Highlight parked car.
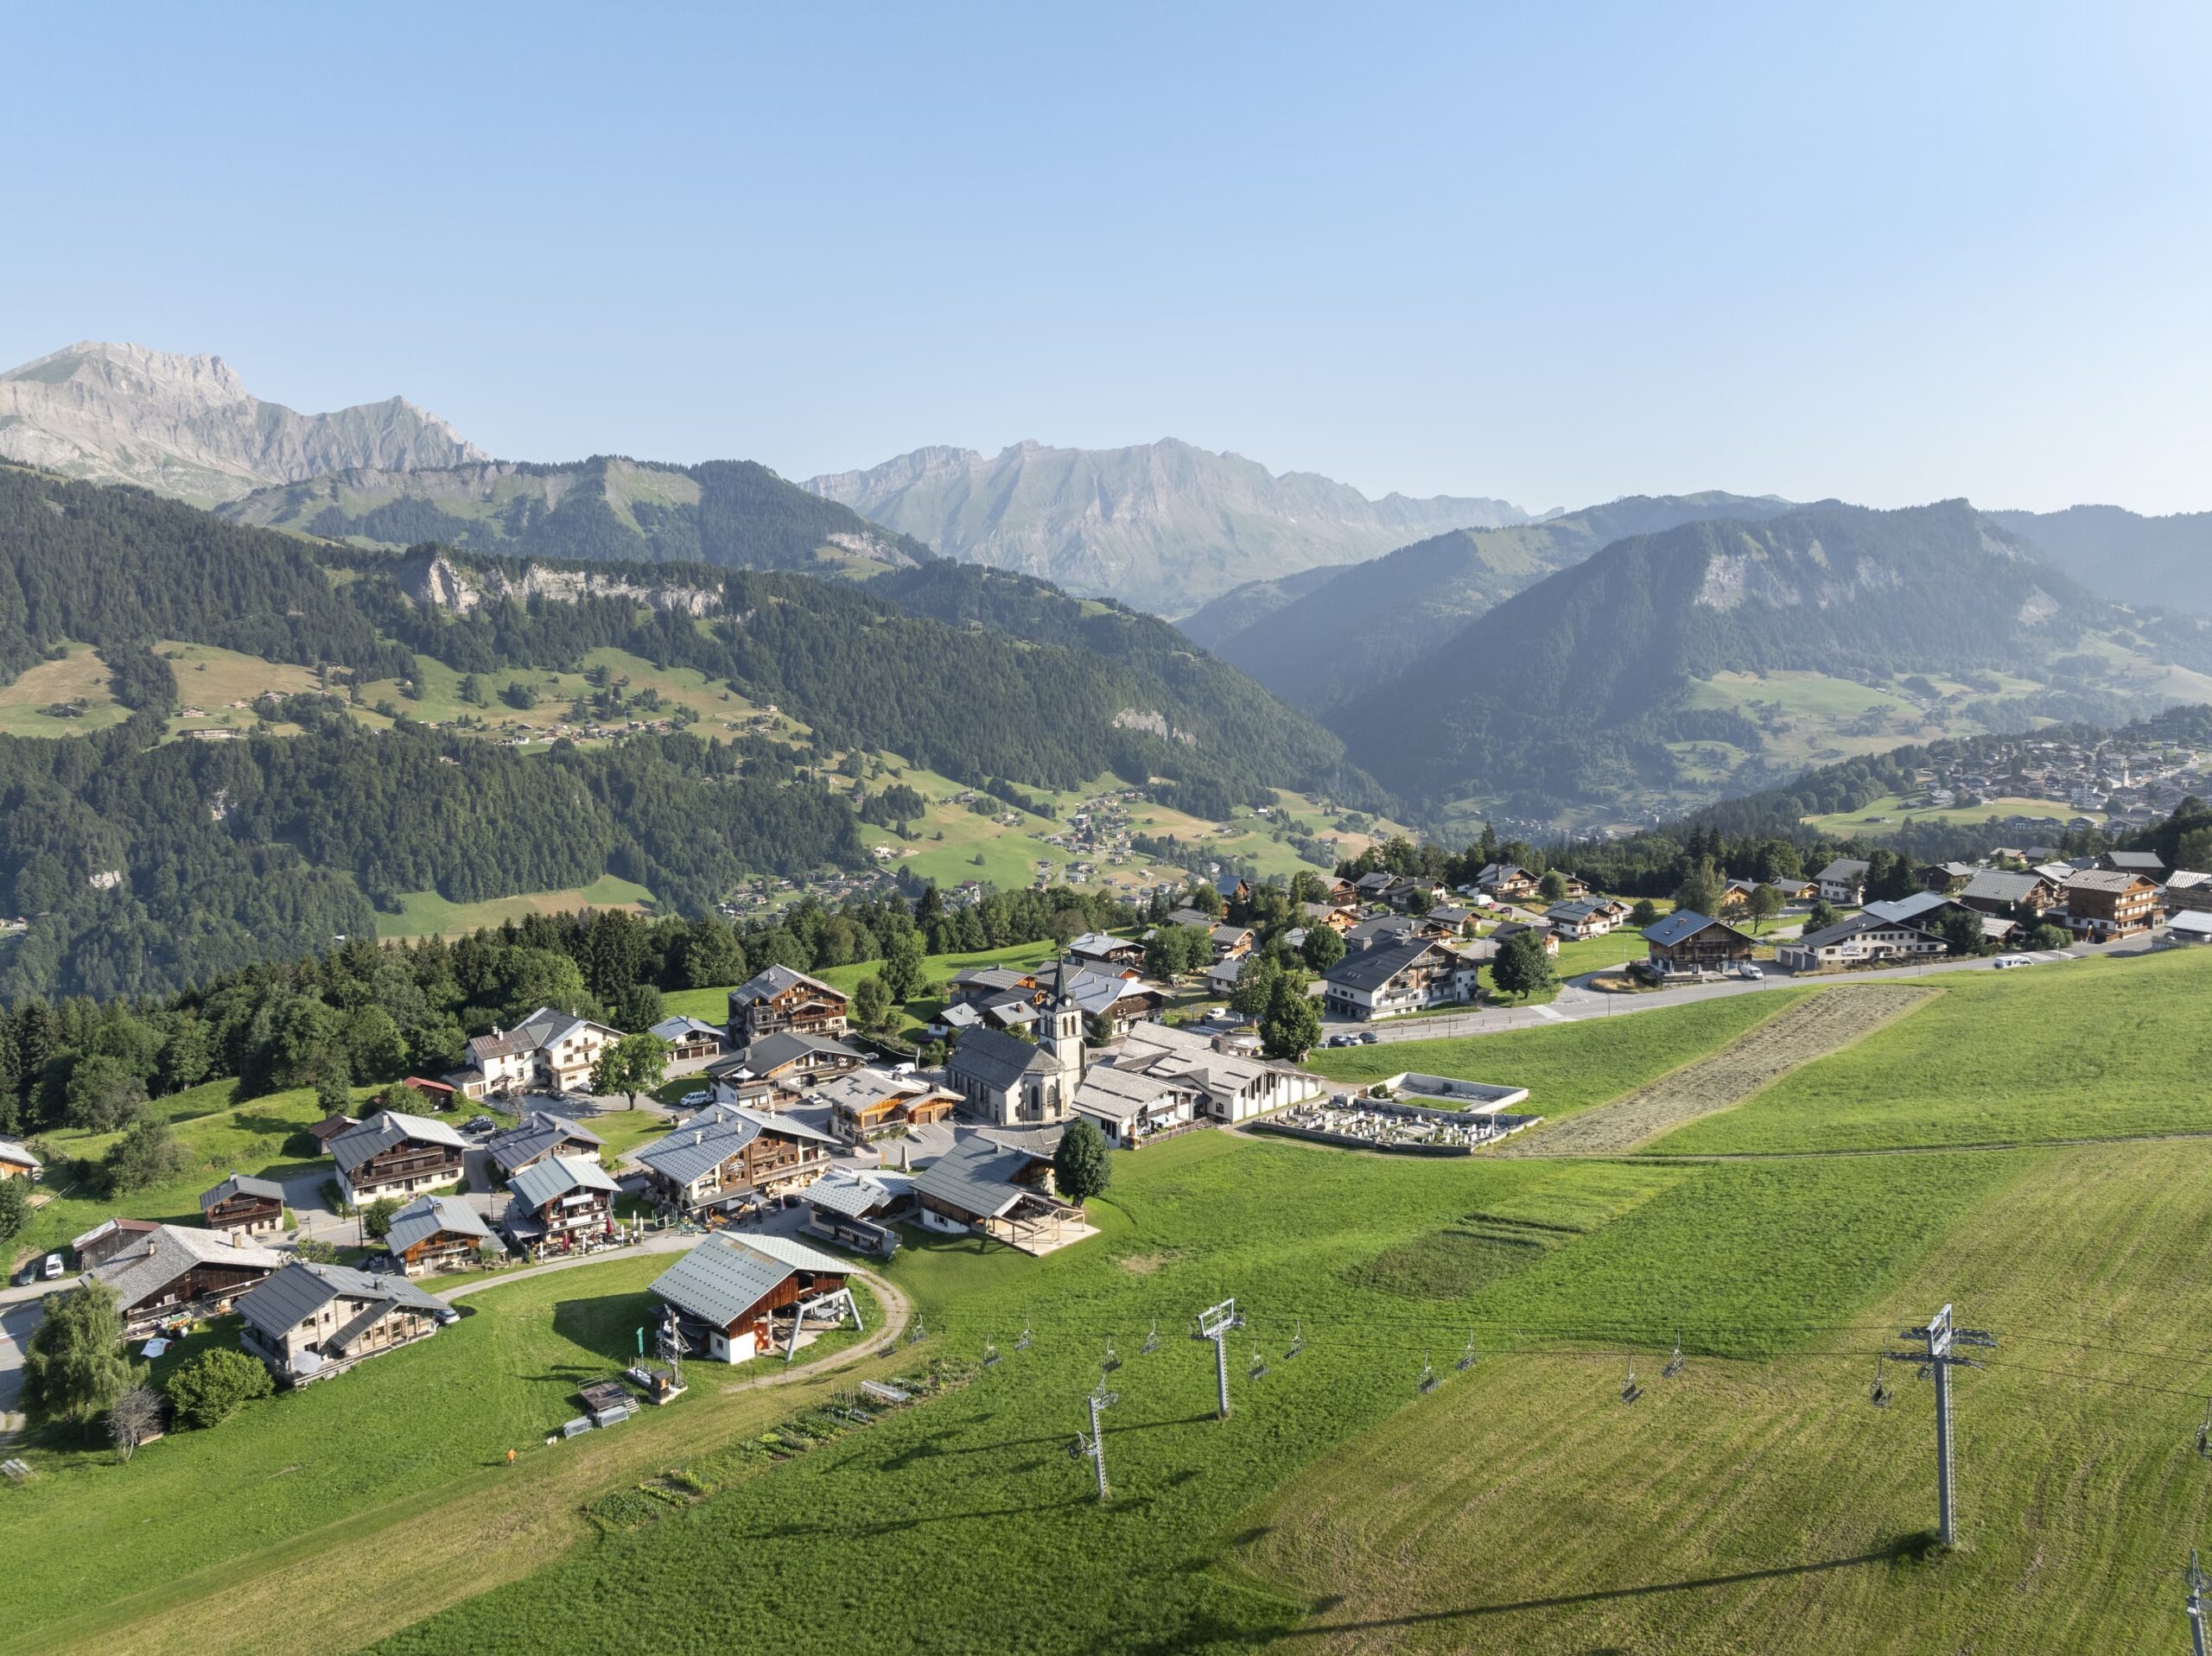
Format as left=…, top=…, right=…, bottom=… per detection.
left=462, top=1114, right=499, bottom=1133
left=41, top=1253, right=64, bottom=1279
left=1357, top=1031, right=1381, bottom=1045
left=1992, top=954, right=2035, bottom=970
left=680, top=1089, right=712, bottom=1107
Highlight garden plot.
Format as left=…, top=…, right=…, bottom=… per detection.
left=1499, top=985, right=1934, bottom=1157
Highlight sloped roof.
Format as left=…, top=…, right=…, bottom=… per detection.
left=1962, top=870, right=2050, bottom=904
left=1863, top=891, right=1955, bottom=925
left=385, top=1194, right=493, bottom=1253
left=651, top=1232, right=848, bottom=1329
left=2066, top=868, right=2153, bottom=894
left=200, top=1171, right=283, bottom=1211
left=237, top=1259, right=448, bottom=1339
left=1642, top=910, right=1745, bottom=949
left=740, top=1031, right=863, bottom=1075
left=650, top=1016, right=724, bottom=1044
left=1325, top=937, right=1444, bottom=993
left=89, top=1224, right=282, bottom=1310
left=486, top=1109, right=605, bottom=1170
left=1071, top=1065, right=1188, bottom=1121
left=508, top=1153, right=621, bottom=1211
left=804, top=1167, right=914, bottom=1217
left=330, top=1110, right=466, bottom=1175
left=910, top=1137, right=1038, bottom=1220
left=0, top=1138, right=42, bottom=1171
left=1816, top=859, right=1872, bottom=883
left=948, top=1025, right=1058, bottom=1092
left=729, top=964, right=846, bottom=1006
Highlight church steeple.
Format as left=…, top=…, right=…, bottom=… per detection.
left=1045, top=955, right=1085, bottom=1081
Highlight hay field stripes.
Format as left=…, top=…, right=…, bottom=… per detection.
left=1499, top=985, right=1936, bottom=1158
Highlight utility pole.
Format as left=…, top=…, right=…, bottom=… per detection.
left=2189, top=1550, right=2209, bottom=1656
left=1885, top=1304, right=1995, bottom=1546
left=1071, top=1379, right=1120, bottom=1501
left=1195, top=1298, right=1242, bottom=1418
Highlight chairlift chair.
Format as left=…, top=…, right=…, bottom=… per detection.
left=1662, top=1332, right=1685, bottom=1380
left=1141, top=1318, right=1160, bottom=1355
left=2196, top=1396, right=2212, bottom=1459
left=1285, top=1318, right=1305, bottom=1361
left=1014, top=1317, right=1033, bottom=1352
left=1418, top=1353, right=1440, bottom=1395
left=982, top=1340, right=1001, bottom=1369
left=1620, top=1359, right=1643, bottom=1405
left=1456, top=1332, right=1478, bottom=1374
left=1249, top=1342, right=1269, bottom=1382
left=1869, top=1355, right=1893, bottom=1409
left=906, top=1312, right=927, bottom=1347
left=1103, top=1338, right=1122, bottom=1374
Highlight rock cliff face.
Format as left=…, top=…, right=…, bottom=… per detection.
left=803, top=437, right=1529, bottom=617
left=397, top=549, right=720, bottom=617
left=0, top=341, right=485, bottom=503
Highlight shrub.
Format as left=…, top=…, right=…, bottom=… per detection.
left=165, top=1348, right=274, bottom=1429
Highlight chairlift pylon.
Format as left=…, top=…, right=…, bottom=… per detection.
left=1141, top=1318, right=1160, bottom=1356
left=1620, top=1358, right=1643, bottom=1405
left=1284, top=1317, right=1305, bottom=1361
left=1662, top=1331, right=1685, bottom=1380
left=1456, top=1332, right=1478, bottom=1373
left=1418, top=1352, right=1440, bottom=1395
left=1869, top=1354, right=1893, bottom=1409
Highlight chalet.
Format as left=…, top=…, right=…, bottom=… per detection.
left=1323, top=938, right=1467, bottom=1021
left=86, top=1223, right=283, bottom=1336
left=2057, top=870, right=2161, bottom=942
left=1301, top=898, right=1360, bottom=934
left=1960, top=869, right=2058, bottom=917
left=814, top=1069, right=958, bottom=1143
left=2167, top=911, right=2212, bottom=945
left=1162, top=905, right=1216, bottom=930
left=1353, top=869, right=1398, bottom=901
left=1344, top=912, right=1429, bottom=951
left=1209, top=924, right=1255, bottom=961
left=1815, top=859, right=1872, bottom=904
left=0, top=1139, right=41, bottom=1181
left=329, top=1111, right=468, bottom=1206
left=1641, top=911, right=1754, bottom=976
left=1066, top=931, right=1146, bottom=968
left=1917, top=861, right=1979, bottom=894
left=948, top=965, right=1040, bottom=1006
left=715, top=1031, right=867, bottom=1089
left=1059, top=965, right=1167, bottom=1036
left=1069, top=1064, right=1202, bottom=1148
left=803, top=1168, right=914, bottom=1254
left=910, top=1136, right=1082, bottom=1247
left=635, top=1103, right=839, bottom=1215
left=400, top=1075, right=458, bottom=1111
left=1777, top=913, right=1947, bottom=974
left=1205, top=955, right=1246, bottom=999
left=200, top=1172, right=285, bottom=1245
left=1490, top=918, right=1560, bottom=956
left=237, top=1261, right=454, bottom=1385
left=651, top=1232, right=859, bottom=1365
left=1215, top=874, right=1252, bottom=905
left=1545, top=899, right=1617, bottom=941
left=306, top=1112, right=360, bottom=1149
left=1475, top=863, right=1542, bottom=903
left=948, top=966, right=1087, bottom=1126
left=1111, top=1022, right=1324, bottom=1123
left=726, top=965, right=849, bottom=1046
left=928, top=999, right=986, bottom=1038
left=451, top=1006, right=624, bottom=1101
left=1765, top=876, right=1816, bottom=902
left=71, top=1215, right=159, bottom=1268
left=2162, top=871, right=2212, bottom=916
left=2098, top=849, right=2167, bottom=880
left=485, top=1109, right=607, bottom=1179
left=648, top=1015, right=725, bottom=1063
left=385, top=1195, right=497, bottom=1276
left=505, top=1154, right=620, bottom=1253
left=1717, top=879, right=1762, bottom=916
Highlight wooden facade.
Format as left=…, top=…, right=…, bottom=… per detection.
left=202, top=1190, right=283, bottom=1244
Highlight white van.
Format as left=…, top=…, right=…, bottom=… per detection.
left=1992, top=954, right=2034, bottom=970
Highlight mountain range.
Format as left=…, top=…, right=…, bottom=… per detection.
left=0, top=341, right=484, bottom=504
left=1987, top=504, right=2212, bottom=616
left=800, top=439, right=1530, bottom=616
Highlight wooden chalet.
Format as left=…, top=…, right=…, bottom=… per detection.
left=725, top=964, right=849, bottom=1046
left=2058, top=870, right=2161, bottom=941
left=634, top=1103, right=839, bottom=1215
left=329, top=1111, right=468, bottom=1205
left=1322, top=937, right=1470, bottom=1021
left=237, top=1261, right=455, bottom=1385
left=802, top=1168, right=914, bottom=1256
left=400, top=1075, right=458, bottom=1111
left=504, top=1154, right=620, bottom=1253
left=71, top=1215, right=159, bottom=1269
left=485, top=1109, right=607, bottom=1179
left=649, top=1015, right=726, bottom=1062
left=911, top=1136, right=1085, bottom=1250
left=1066, top=931, right=1146, bottom=968
left=385, top=1194, right=498, bottom=1276
left=200, top=1171, right=285, bottom=1244
left=651, top=1233, right=859, bottom=1364
left=814, top=1069, right=959, bottom=1144
left=1641, top=910, right=1754, bottom=975
left=712, top=1031, right=867, bottom=1090
left=0, top=1138, right=41, bottom=1181
left=1475, top=863, right=1543, bottom=903
left=86, top=1223, right=283, bottom=1335
left=306, top=1112, right=360, bottom=1149
left=1959, top=869, right=2058, bottom=917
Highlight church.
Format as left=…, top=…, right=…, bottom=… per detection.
left=944, top=959, right=1086, bottom=1126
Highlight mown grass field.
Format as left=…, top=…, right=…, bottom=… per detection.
left=0, top=643, right=133, bottom=737
left=372, top=873, right=658, bottom=939
left=1308, top=987, right=1814, bottom=1120
left=1656, top=948, right=2212, bottom=1154
left=1799, top=790, right=2096, bottom=839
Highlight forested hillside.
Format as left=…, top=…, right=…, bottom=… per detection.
left=1201, top=492, right=1802, bottom=711
left=1329, top=499, right=2173, bottom=813
left=219, top=454, right=938, bottom=576
left=1991, top=503, right=2212, bottom=614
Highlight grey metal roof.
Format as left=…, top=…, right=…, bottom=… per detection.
left=947, top=1026, right=1056, bottom=1092
left=237, top=1259, right=448, bottom=1339
left=1816, top=858, right=1872, bottom=883
left=649, top=1016, right=723, bottom=1043
left=385, top=1195, right=493, bottom=1253
left=729, top=964, right=846, bottom=1006
left=88, top=1224, right=283, bottom=1311
left=1962, top=870, right=2049, bottom=904
left=637, top=1104, right=834, bottom=1188
left=910, top=1137, right=1039, bottom=1220
left=650, top=1233, right=846, bottom=1329
left=804, top=1168, right=913, bottom=1218
left=508, top=1153, right=620, bottom=1211
left=1325, top=937, right=1444, bottom=993
left=329, top=1110, right=467, bottom=1175
left=1864, top=891, right=1954, bottom=924
left=200, top=1171, right=283, bottom=1211
left=2067, top=868, right=2152, bottom=893
left=740, top=1031, right=863, bottom=1075
left=2104, top=851, right=2165, bottom=872
left=1642, top=910, right=1743, bottom=949
left=486, top=1110, right=605, bottom=1171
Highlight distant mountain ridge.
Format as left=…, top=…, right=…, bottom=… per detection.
left=801, top=437, right=1530, bottom=616
left=219, top=455, right=934, bottom=579
left=1192, top=492, right=1802, bottom=712
left=1989, top=504, right=2212, bottom=614
left=1326, top=498, right=2196, bottom=815
left=0, top=341, right=484, bottom=504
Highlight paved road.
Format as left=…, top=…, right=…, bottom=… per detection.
left=1323, top=936, right=2160, bottom=1047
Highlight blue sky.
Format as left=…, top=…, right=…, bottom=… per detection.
left=3, top=3, right=2206, bottom=513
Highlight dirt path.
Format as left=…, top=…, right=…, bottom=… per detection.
left=1498, top=985, right=1936, bottom=1158
left=33, top=1267, right=913, bottom=1656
